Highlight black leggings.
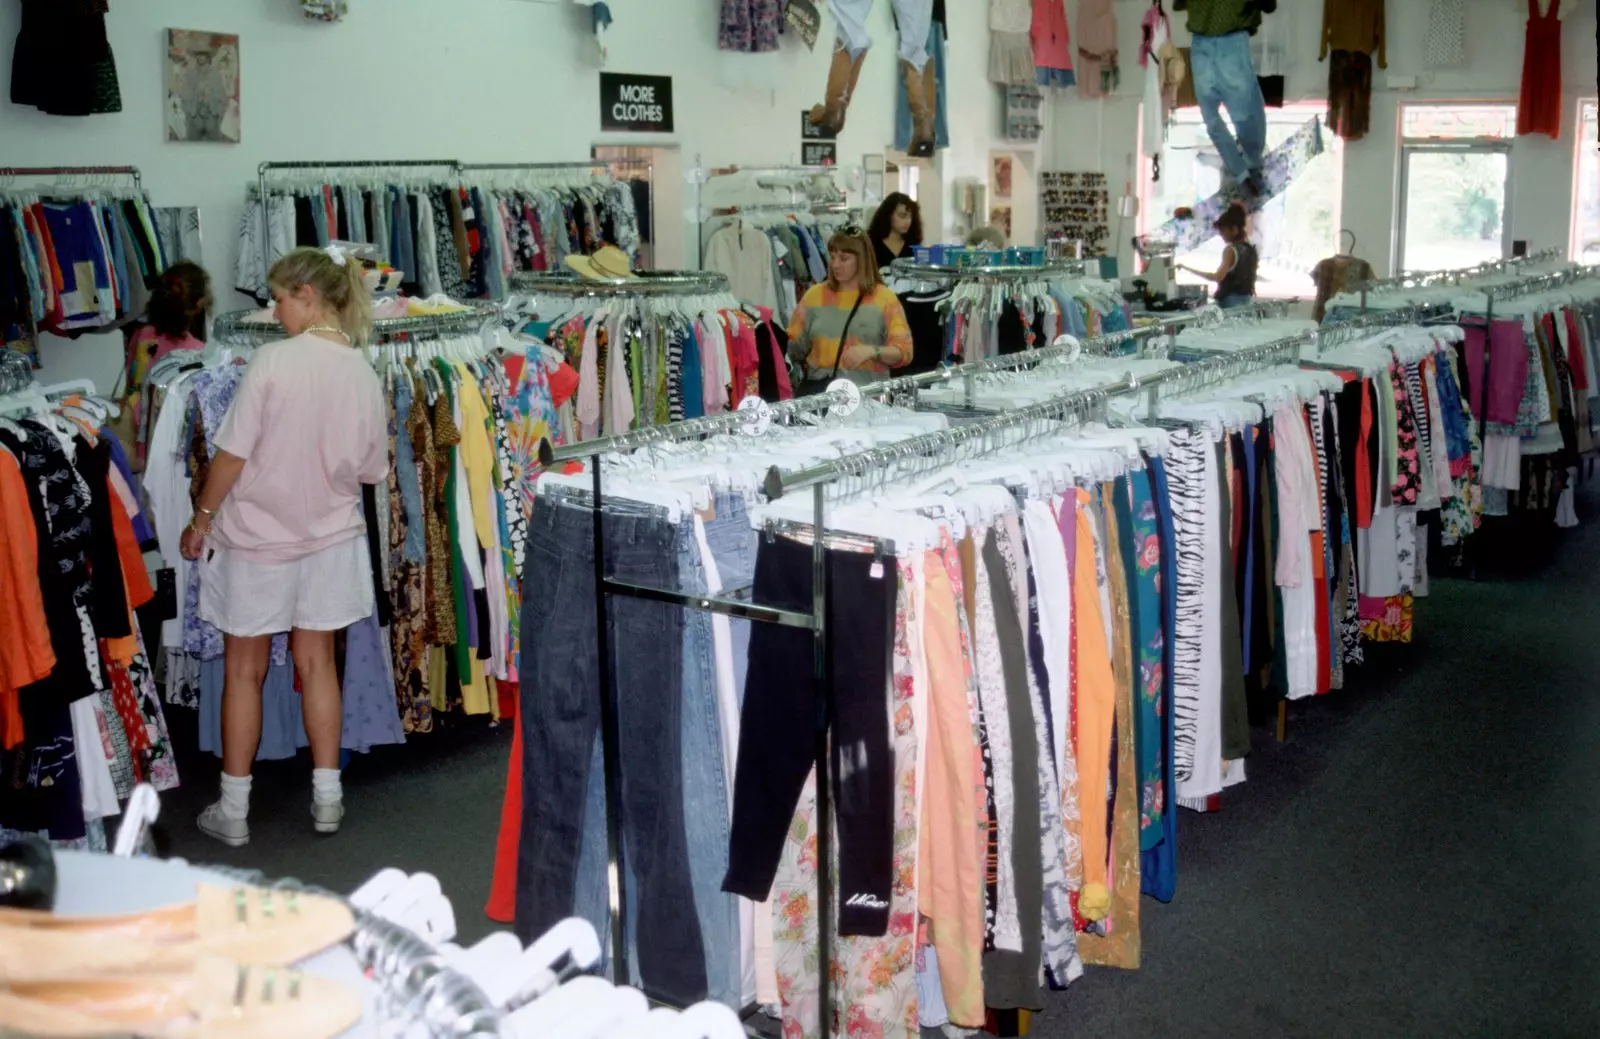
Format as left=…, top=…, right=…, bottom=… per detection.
left=721, top=537, right=897, bottom=937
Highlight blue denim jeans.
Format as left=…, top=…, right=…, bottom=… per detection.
left=675, top=517, right=738, bottom=1008
left=1189, top=31, right=1266, bottom=182
left=1218, top=293, right=1254, bottom=309
left=516, top=497, right=708, bottom=1005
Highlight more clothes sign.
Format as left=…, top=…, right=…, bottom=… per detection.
left=600, top=73, right=674, bottom=133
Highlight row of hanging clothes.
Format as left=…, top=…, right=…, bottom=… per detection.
left=490, top=306, right=1476, bottom=1037
left=507, top=271, right=796, bottom=445
left=1331, top=261, right=1600, bottom=534
left=140, top=307, right=556, bottom=760
left=885, top=258, right=1133, bottom=368
left=697, top=166, right=855, bottom=325
left=234, top=167, right=643, bottom=304
left=0, top=378, right=179, bottom=852
left=0, top=170, right=198, bottom=355
left=1171, top=307, right=1483, bottom=644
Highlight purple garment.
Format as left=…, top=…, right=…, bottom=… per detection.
left=102, top=428, right=155, bottom=544
left=1057, top=492, right=1078, bottom=584
left=1463, top=319, right=1530, bottom=427
left=341, top=611, right=407, bottom=753
left=718, top=0, right=783, bottom=52
left=198, top=658, right=306, bottom=761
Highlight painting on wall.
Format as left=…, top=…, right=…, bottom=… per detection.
left=991, top=155, right=1014, bottom=200
left=989, top=205, right=1013, bottom=242
left=165, top=29, right=241, bottom=143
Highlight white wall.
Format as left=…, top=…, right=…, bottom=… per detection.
left=2, top=0, right=1057, bottom=390
left=1045, top=0, right=1599, bottom=279
left=0, top=0, right=1034, bottom=298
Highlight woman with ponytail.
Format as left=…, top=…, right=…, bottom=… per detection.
left=180, top=246, right=386, bottom=846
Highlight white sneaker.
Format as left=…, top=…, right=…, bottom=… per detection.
left=312, top=800, right=344, bottom=835
left=196, top=802, right=250, bottom=847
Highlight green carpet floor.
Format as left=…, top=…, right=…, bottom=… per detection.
left=157, top=491, right=1600, bottom=1037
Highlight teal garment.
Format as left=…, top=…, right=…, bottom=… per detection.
left=1116, top=472, right=1166, bottom=853
left=681, top=319, right=705, bottom=420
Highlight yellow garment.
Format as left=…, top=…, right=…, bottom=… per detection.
left=1077, top=485, right=1143, bottom=969
left=1072, top=490, right=1116, bottom=916
left=918, top=548, right=986, bottom=1027
left=453, top=364, right=496, bottom=550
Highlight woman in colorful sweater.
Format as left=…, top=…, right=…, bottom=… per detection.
left=786, top=227, right=913, bottom=392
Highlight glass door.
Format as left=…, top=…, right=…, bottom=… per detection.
left=1398, top=145, right=1512, bottom=272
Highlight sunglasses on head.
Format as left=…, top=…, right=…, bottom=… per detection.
left=838, top=224, right=865, bottom=237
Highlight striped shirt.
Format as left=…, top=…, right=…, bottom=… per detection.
left=785, top=282, right=914, bottom=381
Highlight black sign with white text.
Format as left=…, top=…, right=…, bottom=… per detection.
left=600, top=73, right=674, bottom=133
left=803, top=141, right=838, bottom=167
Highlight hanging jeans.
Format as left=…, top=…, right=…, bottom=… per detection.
left=1189, top=30, right=1266, bottom=183
left=722, top=535, right=897, bottom=937
left=895, top=15, right=949, bottom=151
left=516, top=497, right=708, bottom=1006
left=829, top=0, right=933, bottom=68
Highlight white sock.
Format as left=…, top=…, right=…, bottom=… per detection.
left=219, top=772, right=251, bottom=820
left=312, top=768, right=343, bottom=807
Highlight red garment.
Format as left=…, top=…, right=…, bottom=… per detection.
left=1032, top=0, right=1073, bottom=73
left=1355, top=378, right=1374, bottom=528
left=547, top=361, right=579, bottom=408
left=1516, top=0, right=1561, bottom=139
left=485, top=704, right=523, bottom=924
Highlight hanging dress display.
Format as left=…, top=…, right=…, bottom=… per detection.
left=1516, top=0, right=1562, bottom=139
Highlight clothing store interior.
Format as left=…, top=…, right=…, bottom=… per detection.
left=1, top=0, right=1597, bottom=1036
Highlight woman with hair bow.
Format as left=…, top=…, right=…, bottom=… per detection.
left=180, top=245, right=388, bottom=847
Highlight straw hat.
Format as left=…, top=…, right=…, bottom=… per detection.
left=563, top=245, right=637, bottom=281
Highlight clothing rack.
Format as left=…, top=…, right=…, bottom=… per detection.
left=254, top=159, right=463, bottom=281
left=211, top=304, right=501, bottom=344
left=888, top=257, right=1096, bottom=281
left=510, top=269, right=730, bottom=298
left=542, top=402, right=877, bottom=1032
left=695, top=163, right=846, bottom=265
left=1357, top=248, right=1566, bottom=309
left=0, top=165, right=143, bottom=190
left=766, top=331, right=1313, bottom=497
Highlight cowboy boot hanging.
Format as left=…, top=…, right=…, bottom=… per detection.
left=809, top=0, right=937, bottom=154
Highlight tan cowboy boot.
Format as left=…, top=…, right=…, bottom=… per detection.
left=904, top=58, right=937, bottom=157
left=809, top=42, right=867, bottom=135
left=0, top=957, right=362, bottom=1039
left=0, top=883, right=355, bottom=983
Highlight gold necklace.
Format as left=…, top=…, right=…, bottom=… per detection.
left=304, top=324, right=350, bottom=342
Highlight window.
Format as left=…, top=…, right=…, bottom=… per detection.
left=1397, top=102, right=1516, bottom=273
left=1573, top=101, right=1599, bottom=262
left=1138, top=104, right=1344, bottom=299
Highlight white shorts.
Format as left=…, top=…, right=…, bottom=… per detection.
left=198, top=536, right=376, bottom=637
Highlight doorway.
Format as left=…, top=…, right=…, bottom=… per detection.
left=591, top=144, right=681, bottom=270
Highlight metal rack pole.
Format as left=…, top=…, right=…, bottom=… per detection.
left=0, top=165, right=142, bottom=190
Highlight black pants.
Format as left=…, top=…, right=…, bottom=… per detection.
left=722, top=537, right=897, bottom=937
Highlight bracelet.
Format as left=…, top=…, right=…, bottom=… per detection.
left=195, top=504, right=215, bottom=517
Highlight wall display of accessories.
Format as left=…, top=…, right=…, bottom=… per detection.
left=1041, top=170, right=1110, bottom=256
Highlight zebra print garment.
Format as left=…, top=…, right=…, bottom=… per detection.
left=666, top=321, right=686, bottom=422
left=1165, top=428, right=1212, bottom=787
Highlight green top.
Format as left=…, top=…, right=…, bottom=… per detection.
left=1173, top=0, right=1263, bottom=37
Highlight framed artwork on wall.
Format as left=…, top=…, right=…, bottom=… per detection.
left=992, top=154, right=1014, bottom=200
left=165, top=29, right=241, bottom=143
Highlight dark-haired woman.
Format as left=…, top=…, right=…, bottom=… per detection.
left=868, top=191, right=924, bottom=271
left=1180, top=201, right=1258, bottom=309
left=124, top=260, right=211, bottom=460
